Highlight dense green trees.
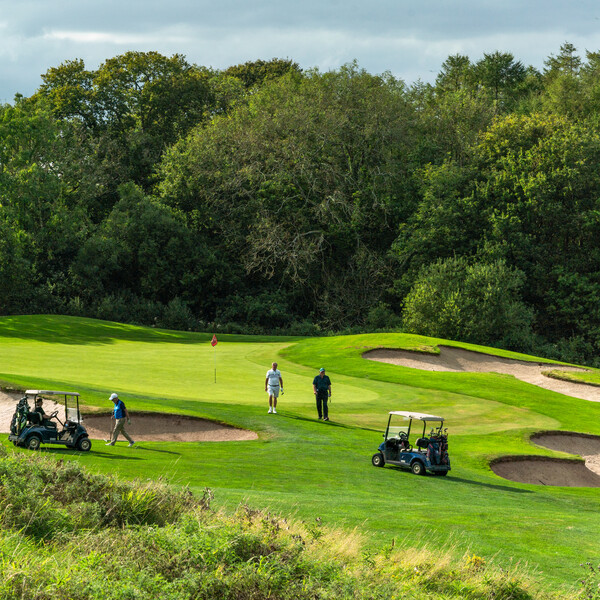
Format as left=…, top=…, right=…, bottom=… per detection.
left=158, top=64, right=417, bottom=328
left=4, top=45, right=600, bottom=363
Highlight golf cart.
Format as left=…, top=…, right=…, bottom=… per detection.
left=9, top=390, right=92, bottom=451
left=372, top=411, right=450, bottom=476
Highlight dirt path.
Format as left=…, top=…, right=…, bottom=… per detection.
left=0, top=391, right=257, bottom=442
left=364, top=346, right=599, bottom=402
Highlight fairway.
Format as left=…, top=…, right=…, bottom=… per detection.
left=1, top=315, right=599, bottom=590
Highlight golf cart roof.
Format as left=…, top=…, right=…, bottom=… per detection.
left=25, top=390, right=80, bottom=397
left=389, top=411, right=444, bottom=422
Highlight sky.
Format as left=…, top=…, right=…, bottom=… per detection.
left=1, top=0, right=600, bottom=103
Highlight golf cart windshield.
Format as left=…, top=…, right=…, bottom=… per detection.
left=387, top=424, right=410, bottom=438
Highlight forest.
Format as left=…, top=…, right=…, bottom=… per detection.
left=2, top=43, right=600, bottom=365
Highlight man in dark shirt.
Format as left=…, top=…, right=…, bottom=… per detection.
left=33, top=398, right=56, bottom=427
left=312, top=367, right=332, bottom=421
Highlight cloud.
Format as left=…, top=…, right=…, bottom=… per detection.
left=42, top=31, right=153, bottom=44
left=2, top=0, right=600, bottom=101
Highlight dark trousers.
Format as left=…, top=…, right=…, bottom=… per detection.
left=316, top=391, right=329, bottom=419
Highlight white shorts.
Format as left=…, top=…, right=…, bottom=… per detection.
left=267, top=385, right=280, bottom=398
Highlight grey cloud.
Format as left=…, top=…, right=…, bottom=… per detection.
left=7, top=0, right=600, bottom=38
left=2, top=0, right=600, bottom=100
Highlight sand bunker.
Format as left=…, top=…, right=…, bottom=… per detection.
left=490, top=455, right=600, bottom=487
left=364, top=346, right=599, bottom=402
left=82, top=413, right=257, bottom=442
left=532, top=431, right=600, bottom=456
left=0, top=391, right=257, bottom=442
left=490, top=432, right=600, bottom=487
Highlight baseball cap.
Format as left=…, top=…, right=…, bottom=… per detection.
left=319, top=367, right=325, bottom=372
left=109, top=393, right=119, bottom=401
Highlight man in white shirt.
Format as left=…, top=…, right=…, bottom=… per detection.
left=265, top=362, right=284, bottom=414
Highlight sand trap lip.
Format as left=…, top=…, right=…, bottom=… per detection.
left=490, top=455, right=600, bottom=487
left=0, top=390, right=257, bottom=442
left=363, top=346, right=599, bottom=402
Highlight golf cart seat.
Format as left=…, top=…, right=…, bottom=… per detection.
left=416, top=437, right=429, bottom=450
left=26, top=411, right=57, bottom=428
left=27, top=412, right=42, bottom=425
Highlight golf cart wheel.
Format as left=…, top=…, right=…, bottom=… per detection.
left=26, top=435, right=41, bottom=451
left=372, top=452, right=385, bottom=467
left=76, top=437, right=92, bottom=452
left=410, top=460, right=426, bottom=476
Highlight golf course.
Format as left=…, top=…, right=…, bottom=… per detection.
left=1, top=314, right=600, bottom=593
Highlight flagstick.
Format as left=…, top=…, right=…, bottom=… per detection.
left=211, top=334, right=218, bottom=382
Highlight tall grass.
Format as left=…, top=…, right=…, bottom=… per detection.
left=0, top=448, right=575, bottom=599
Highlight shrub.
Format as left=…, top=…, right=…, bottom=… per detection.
left=403, top=257, right=535, bottom=350
left=156, top=297, right=197, bottom=331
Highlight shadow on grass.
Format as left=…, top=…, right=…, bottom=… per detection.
left=281, top=412, right=375, bottom=432
left=0, top=315, right=302, bottom=346
left=126, top=446, right=181, bottom=455
left=0, top=315, right=200, bottom=346
left=380, top=465, right=532, bottom=493
left=38, top=447, right=143, bottom=460
left=34, top=443, right=180, bottom=457
left=437, top=475, right=533, bottom=494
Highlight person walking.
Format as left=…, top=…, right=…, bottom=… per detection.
left=313, top=367, right=332, bottom=421
left=265, top=362, right=283, bottom=414
left=106, top=393, right=135, bottom=447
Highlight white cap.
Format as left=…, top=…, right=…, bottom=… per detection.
left=109, top=393, right=119, bottom=401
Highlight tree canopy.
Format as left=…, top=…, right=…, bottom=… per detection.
left=4, top=45, right=600, bottom=363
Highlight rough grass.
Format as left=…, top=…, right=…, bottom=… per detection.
left=0, top=448, right=572, bottom=599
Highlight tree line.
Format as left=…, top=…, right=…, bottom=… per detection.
left=2, top=44, right=600, bottom=365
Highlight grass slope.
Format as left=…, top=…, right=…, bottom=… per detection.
left=0, top=316, right=598, bottom=591
left=0, top=450, right=552, bottom=600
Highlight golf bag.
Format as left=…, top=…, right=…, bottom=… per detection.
left=426, top=434, right=449, bottom=466
left=10, top=397, right=30, bottom=436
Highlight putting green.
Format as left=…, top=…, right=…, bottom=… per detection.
left=0, top=315, right=598, bottom=590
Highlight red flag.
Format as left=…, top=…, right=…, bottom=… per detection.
left=211, top=334, right=218, bottom=347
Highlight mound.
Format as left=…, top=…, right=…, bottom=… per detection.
left=363, top=346, right=598, bottom=402
left=0, top=391, right=257, bottom=442
left=490, top=455, right=600, bottom=487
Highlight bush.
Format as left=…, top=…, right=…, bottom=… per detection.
left=0, top=453, right=197, bottom=540
left=216, top=290, right=296, bottom=331
left=403, top=257, right=535, bottom=350
left=156, top=297, right=198, bottom=331
left=365, top=302, right=402, bottom=331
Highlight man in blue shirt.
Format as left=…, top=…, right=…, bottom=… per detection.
left=312, top=368, right=332, bottom=421
left=106, top=393, right=135, bottom=447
